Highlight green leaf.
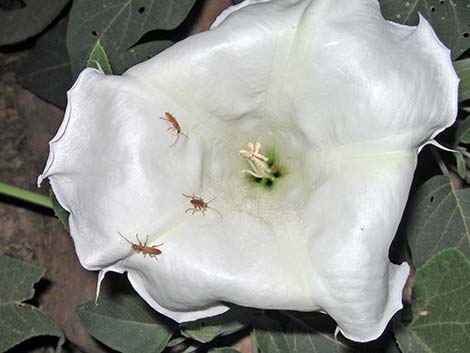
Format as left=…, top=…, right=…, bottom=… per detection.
left=455, top=59, right=470, bottom=102
left=0, top=0, right=69, bottom=46
left=0, top=254, right=43, bottom=303
left=51, top=190, right=70, bottom=232
left=180, top=307, right=255, bottom=343
left=209, top=349, right=241, bottom=353
left=455, top=114, right=470, bottom=143
left=255, top=313, right=399, bottom=353
left=454, top=151, right=466, bottom=179
left=0, top=254, right=64, bottom=352
left=254, top=317, right=291, bottom=353
left=286, top=312, right=402, bottom=353
left=379, top=0, right=470, bottom=59
left=406, top=175, right=470, bottom=267
left=394, top=249, right=470, bottom=353
left=17, top=15, right=72, bottom=110
left=167, top=337, right=186, bottom=347
left=76, top=294, right=173, bottom=353
left=87, top=40, right=113, bottom=74
left=182, top=344, right=200, bottom=353
left=67, top=0, right=196, bottom=77
left=285, top=320, right=357, bottom=353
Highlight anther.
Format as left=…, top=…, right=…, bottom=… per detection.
left=239, top=142, right=273, bottom=179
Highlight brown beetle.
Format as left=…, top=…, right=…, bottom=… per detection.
left=117, top=232, right=163, bottom=260
left=160, top=112, right=188, bottom=147
left=183, top=193, right=222, bottom=217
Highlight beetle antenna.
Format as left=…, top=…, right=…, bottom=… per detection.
left=117, top=232, right=133, bottom=244
left=206, top=196, right=217, bottom=204
left=208, top=206, right=223, bottom=218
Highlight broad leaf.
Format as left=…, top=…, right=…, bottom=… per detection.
left=67, top=0, right=196, bottom=77
left=87, top=40, right=113, bottom=74
left=76, top=293, right=173, bottom=353
left=285, top=320, right=357, bottom=353
left=254, top=317, right=291, bottom=353
left=454, top=59, right=470, bottom=102
left=17, top=16, right=73, bottom=109
left=51, top=190, right=70, bottom=232
left=0, top=254, right=64, bottom=352
left=167, top=337, right=186, bottom=347
left=406, top=175, right=470, bottom=267
left=394, top=249, right=470, bottom=353
left=454, top=151, right=466, bottom=179
left=182, top=344, right=201, bottom=353
left=0, top=254, right=43, bottom=303
left=180, top=307, right=256, bottom=343
left=284, top=313, right=399, bottom=353
left=455, top=114, right=470, bottom=143
left=379, top=0, right=470, bottom=59
left=0, top=0, right=68, bottom=46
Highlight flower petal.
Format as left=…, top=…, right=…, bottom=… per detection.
left=289, top=0, right=459, bottom=151
left=39, top=68, right=204, bottom=269
left=124, top=0, right=308, bottom=120
left=210, top=0, right=271, bottom=29
left=304, top=150, right=414, bottom=341
left=126, top=0, right=458, bottom=151
left=39, top=0, right=459, bottom=344
left=106, top=210, right=318, bottom=323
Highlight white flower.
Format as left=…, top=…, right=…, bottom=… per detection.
left=38, top=0, right=458, bottom=342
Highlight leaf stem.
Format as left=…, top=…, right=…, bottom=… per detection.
left=0, top=181, right=53, bottom=209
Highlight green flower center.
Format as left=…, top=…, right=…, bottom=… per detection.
left=239, top=142, right=285, bottom=189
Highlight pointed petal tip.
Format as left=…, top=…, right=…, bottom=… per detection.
left=338, top=262, right=410, bottom=342
left=95, top=270, right=107, bottom=304
left=37, top=174, right=44, bottom=188
left=37, top=68, right=98, bottom=187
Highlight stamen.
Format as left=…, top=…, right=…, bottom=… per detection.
left=239, top=142, right=273, bottom=180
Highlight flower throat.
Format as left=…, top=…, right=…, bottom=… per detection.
left=239, top=142, right=284, bottom=189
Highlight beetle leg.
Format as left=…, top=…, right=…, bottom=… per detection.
left=208, top=206, right=223, bottom=218
left=170, top=133, right=179, bottom=147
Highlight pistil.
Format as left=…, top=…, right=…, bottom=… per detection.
left=239, top=142, right=281, bottom=184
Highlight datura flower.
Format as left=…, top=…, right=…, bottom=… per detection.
left=38, top=0, right=458, bottom=342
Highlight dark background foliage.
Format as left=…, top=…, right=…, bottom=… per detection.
left=0, top=0, right=469, bottom=352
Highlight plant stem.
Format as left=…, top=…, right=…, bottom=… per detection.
left=0, top=181, right=53, bottom=209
